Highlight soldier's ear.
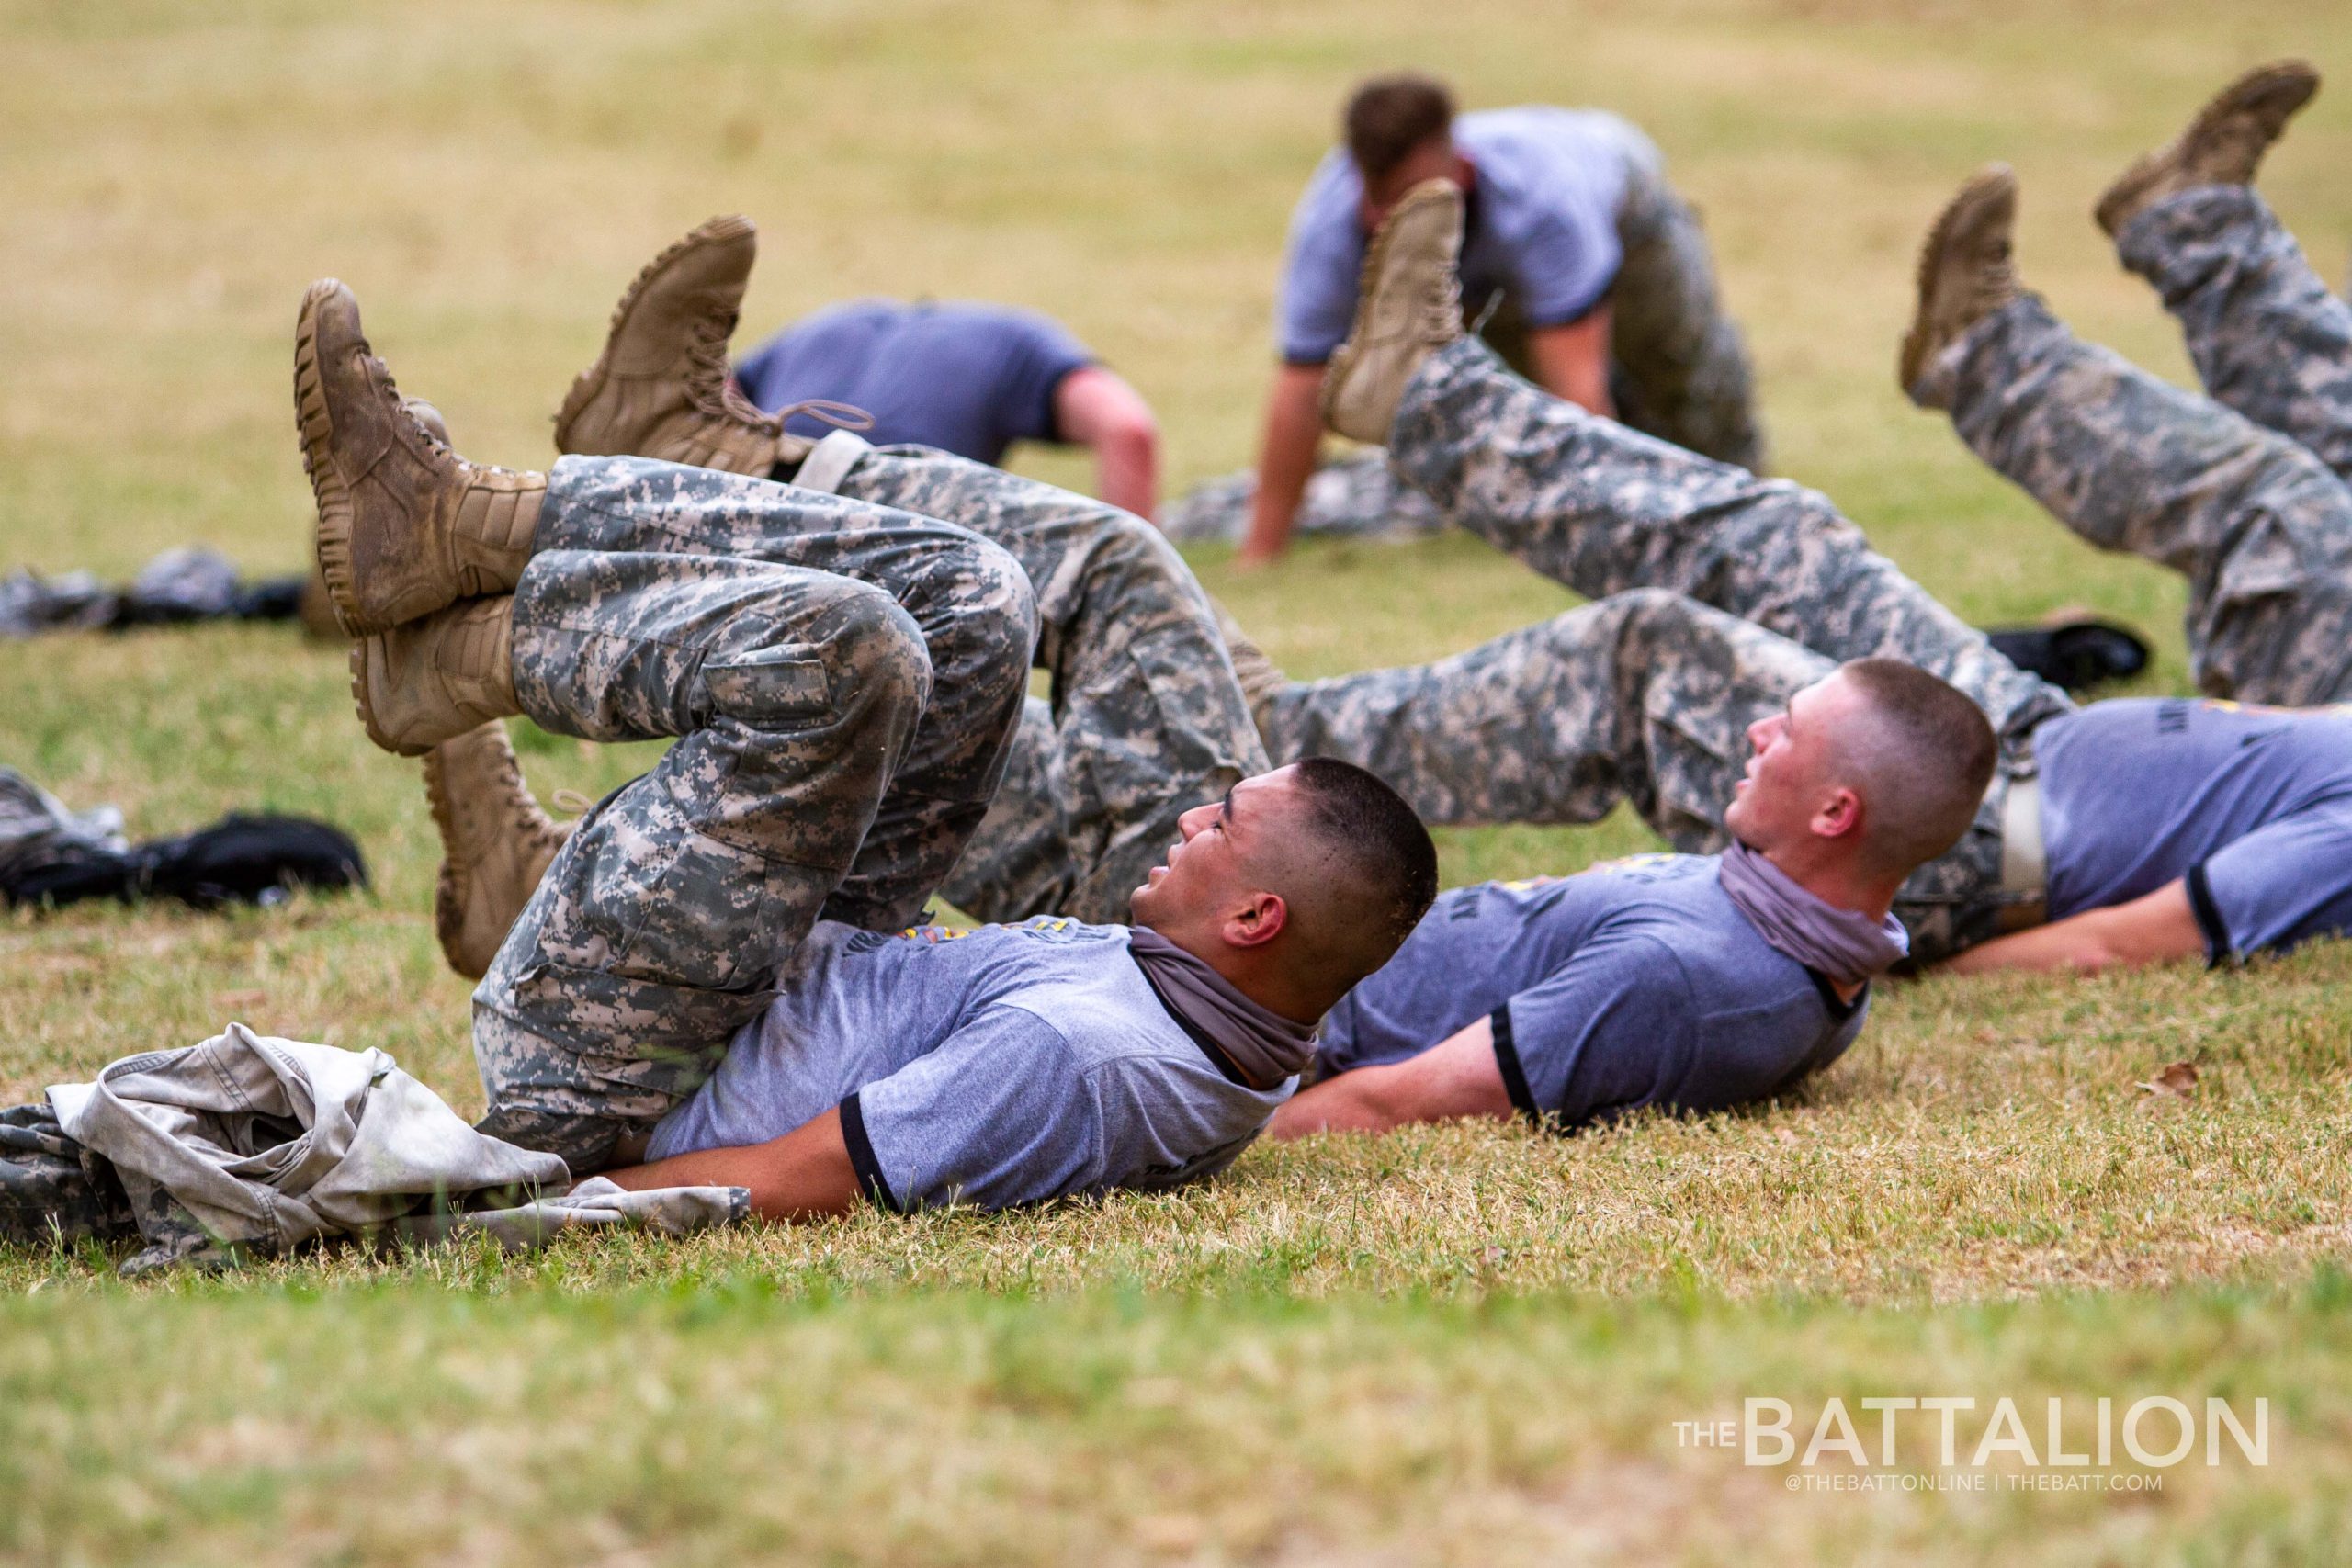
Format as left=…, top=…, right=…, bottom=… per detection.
left=1811, top=786, right=1864, bottom=842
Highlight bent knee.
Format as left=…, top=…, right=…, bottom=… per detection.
left=939, top=535, right=1040, bottom=687
left=701, top=580, right=932, bottom=732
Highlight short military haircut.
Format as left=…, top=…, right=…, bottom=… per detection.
left=1833, top=659, right=1999, bottom=876
left=1344, top=73, right=1457, bottom=186
left=1265, top=757, right=1440, bottom=993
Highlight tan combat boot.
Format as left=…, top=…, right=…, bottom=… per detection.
left=423, top=721, right=573, bottom=980
left=2096, top=61, right=2320, bottom=237
left=1897, top=165, right=2022, bottom=398
left=296, top=400, right=458, bottom=642
left=350, top=595, right=521, bottom=758
left=553, top=215, right=802, bottom=474
left=1321, top=179, right=1466, bottom=446
left=295, top=281, right=544, bottom=637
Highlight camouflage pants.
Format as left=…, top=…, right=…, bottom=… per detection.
left=1390, top=337, right=2070, bottom=749
left=0, top=1100, right=136, bottom=1248
left=1160, top=451, right=1443, bottom=546
left=1255, top=339, right=2076, bottom=958
left=794, top=436, right=1268, bottom=925
left=472, top=456, right=1035, bottom=1170
left=1921, top=196, right=2352, bottom=705
left=1604, top=138, right=1766, bottom=472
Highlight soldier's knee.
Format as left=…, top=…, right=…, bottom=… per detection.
left=941, top=536, right=1039, bottom=692
left=822, top=583, right=934, bottom=717
left=1597, top=586, right=1700, bottom=638
left=703, top=580, right=931, bottom=734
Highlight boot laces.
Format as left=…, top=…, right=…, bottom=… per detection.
left=769, top=400, right=877, bottom=437
left=685, top=310, right=785, bottom=434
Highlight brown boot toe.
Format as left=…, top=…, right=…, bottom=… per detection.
left=2095, top=60, right=2320, bottom=236
left=1898, top=164, right=2022, bottom=400
left=553, top=215, right=789, bottom=475
left=295, top=281, right=542, bottom=637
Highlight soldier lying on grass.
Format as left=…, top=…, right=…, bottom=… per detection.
left=297, top=273, right=1436, bottom=1215
left=1238, top=61, right=2352, bottom=987
left=404, top=216, right=1995, bottom=1150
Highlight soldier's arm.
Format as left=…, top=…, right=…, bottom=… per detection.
left=1527, top=309, right=1614, bottom=420
left=1238, top=364, right=1328, bottom=567
left=1939, top=879, right=2205, bottom=976
left=601, top=1106, right=864, bottom=1221
left=1053, top=366, right=1161, bottom=522
left=1268, top=1016, right=1514, bottom=1138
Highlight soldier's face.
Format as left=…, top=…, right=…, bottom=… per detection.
left=1725, top=675, right=1860, bottom=848
left=1129, top=766, right=1302, bottom=931
left=1361, top=137, right=1464, bottom=229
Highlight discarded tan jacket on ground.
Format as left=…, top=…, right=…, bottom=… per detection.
left=2, top=1023, right=745, bottom=1274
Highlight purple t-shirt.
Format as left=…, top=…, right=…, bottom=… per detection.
left=2036, top=697, right=2352, bottom=959
left=1316, top=855, right=1868, bottom=1131
left=731, top=299, right=1096, bottom=466
left=1275, top=107, right=1644, bottom=365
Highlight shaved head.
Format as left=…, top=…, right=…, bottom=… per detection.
left=1250, top=756, right=1440, bottom=997
left=1831, top=659, right=1998, bottom=876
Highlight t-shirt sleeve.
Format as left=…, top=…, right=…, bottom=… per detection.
left=1500, top=182, right=1622, bottom=329
left=842, top=1007, right=1106, bottom=1212
left=1274, top=152, right=1369, bottom=365
left=2188, top=801, right=2352, bottom=959
left=989, top=309, right=1099, bottom=450
left=1487, top=934, right=1702, bottom=1131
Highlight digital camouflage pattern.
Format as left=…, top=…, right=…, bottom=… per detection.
left=1160, top=451, right=1442, bottom=546
left=1159, top=155, right=1764, bottom=547
left=1390, top=338, right=2071, bottom=749
left=1917, top=185, right=2352, bottom=706
left=2117, top=186, right=2352, bottom=487
left=812, top=441, right=1270, bottom=927
left=0, top=1100, right=138, bottom=1250
left=1603, top=146, right=1766, bottom=473
left=1255, top=337, right=2072, bottom=960
left=473, top=455, right=1035, bottom=1170
left=1256, top=589, right=2015, bottom=964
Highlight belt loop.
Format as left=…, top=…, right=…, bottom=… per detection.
left=794, top=430, right=874, bottom=496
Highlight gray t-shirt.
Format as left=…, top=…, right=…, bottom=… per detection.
left=1316, top=854, right=1868, bottom=1130
left=1276, top=107, right=1641, bottom=365
left=2037, top=697, right=2352, bottom=958
left=644, top=918, right=1289, bottom=1211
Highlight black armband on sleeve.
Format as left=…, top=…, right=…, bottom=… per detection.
left=1490, top=1004, right=1542, bottom=1129
left=838, top=1092, right=901, bottom=1213
left=2185, top=863, right=2232, bottom=968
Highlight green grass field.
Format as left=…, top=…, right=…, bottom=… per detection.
left=6, top=1, right=2352, bottom=1562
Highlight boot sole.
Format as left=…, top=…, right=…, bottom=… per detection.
left=1898, top=164, right=2015, bottom=394
left=2095, top=60, right=2319, bottom=235
left=1321, top=181, right=1459, bottom=434
left=552, top=214, right=756, bottom=456
left=295, top=280, right=367, bottom=637
left=420, top=739, right=480, bottom=977
left=423, top=723, right=569, bottom=980
left=347, top=640, right=432, bottom=760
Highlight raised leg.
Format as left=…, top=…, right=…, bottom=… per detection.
left=1926, top=293, right=2352, bottom=705
left=2116, top=186, right=2352, bottom=485
left=1388, top=338, right=2068, bottom=744
left=805, top=439, right=1268, bottom=923
left=472, top=529, right=1030, bottom=1172
left=1256, top=589, right=2013, bottom=963
left=527, top=455, right=1035, bottom=928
